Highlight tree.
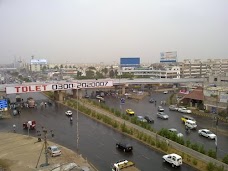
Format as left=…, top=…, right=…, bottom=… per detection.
left=77, top=71, right=82, bottom=78
left=109, top=70, right=115, bottom=78
left=85, top=70, right=95, bottom=79
left=88, top=66, right=96, bottom=70
left=101, top=68, right=108, bottom=77
left=96, top=71, right=104, bottom=79
left=54, top=65, right=59, bottom=70
left=60, top=64, right=63, bottom=68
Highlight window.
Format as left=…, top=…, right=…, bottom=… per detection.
left=214, top=78, right=217, bottom=81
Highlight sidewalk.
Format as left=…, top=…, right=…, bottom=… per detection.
left=0, top=132, right=96, bottom=171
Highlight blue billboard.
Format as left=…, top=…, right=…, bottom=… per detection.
left=120, top=57, right=140, bottom=67
left=0, top=99, right=8, bottom=110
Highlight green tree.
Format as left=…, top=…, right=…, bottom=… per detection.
left=109, top=70, right=115, bottom=78
left=60, top=64, right=63, bottom=68
left=86, top=70, right=95, bottom=79
left=96, top=71, right=104, bottom=79
left=54, top=65, right=59, bottom=70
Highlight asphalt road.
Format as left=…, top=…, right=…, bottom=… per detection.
left=0, top=92, right=195, bottom=171
left=104, top=92, right=228, bottom=159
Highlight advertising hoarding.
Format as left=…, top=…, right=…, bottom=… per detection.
left=30, top=59, right=48, bottom=65
left=6, top=80, right=113, bottom=94
left=160, top=51, right=177, bottom=63
left=120, top=57, right=140, bottom=67
left=220, top=94, right=228, bottom=103
left=0, top=99, right=8, bottom=109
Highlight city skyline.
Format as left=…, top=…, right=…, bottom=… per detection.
left=0, top=0, right=227, bottom=64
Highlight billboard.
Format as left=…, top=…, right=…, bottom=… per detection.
left=120, top=57, right=140, bottom=67
left=6, top=80, right=113, bottom=94
left=160, top=51, right=177, bottom=63
left=0, top=99, right=8, bottom=109
left=220, top=94, right=228, bottom=103
left=31, top=59, right=48, bottom=65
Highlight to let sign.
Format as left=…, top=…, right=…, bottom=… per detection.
left=6, top=84, right=52, bottom=94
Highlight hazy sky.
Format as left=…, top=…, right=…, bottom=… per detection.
left=0, top=0, right=227, bottom=64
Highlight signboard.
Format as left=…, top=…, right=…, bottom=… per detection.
left=120, top=57, right=140, bottom=67
left=160, top=51, right=177, bottom=63
left=0, top=99, right=8, bottom=109
left=220, top=94, right=228, bottom=103
left=6, top=80, right=113, bottom=94
left=30, top=59, right=48, bottom=65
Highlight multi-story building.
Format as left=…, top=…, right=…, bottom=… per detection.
left=179, top=59, right=207, bottom=78
left=118, top=65, right=181, bottom=79
left=30, top=59, right=48, bottom=72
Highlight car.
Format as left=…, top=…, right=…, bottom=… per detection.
left=144, top=115, right=154, bottom=123
left=162, top=153, right=182, bottom=167
left=163, top=91, right=168, bottom=94
left=65, top=110, right=73, bottom=116
left=47, top=145, right=61, bottom=157
left=169, top=105, right=178, bottom=111
left=168, top=128, right=184, bottom=138
left=116, top=142, right=133, bottom=152
left=198, top=129, right=216, bottom=139
left=185, top=120, right=197, bottom=129
left=126, top=109, right=135, bottom=116
left=178, top=107, right=192, bottom=114
left=157, top=112, right=169, bottom=119
left=149, top=98, right=155, bottom=103
left=181, top=115, right=195, bottom=123
left=137, top=116, right=147, bottom=122
left=157, top=106, right=164, bottom=112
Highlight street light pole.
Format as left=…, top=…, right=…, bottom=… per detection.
left=76, top=88, right=79, bottom=153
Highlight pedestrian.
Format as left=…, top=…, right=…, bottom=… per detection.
left=13, top=124, right=16, bottom=132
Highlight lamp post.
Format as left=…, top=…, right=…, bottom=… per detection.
left=76, top=88, right=79, bottom=153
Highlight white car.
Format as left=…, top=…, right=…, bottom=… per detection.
left=65, top=110, right=73, bottom=116
left=198, top=129, right=216, bottom=139
left=47, top=145, right=61, bottom=157
left=163, top=91, right=168, bottom=94
left=162, top=153, right=182, bottom=167
left=157, top=112, right=169, bottom=119
left=168, top=128, right=184, bottom=138
left=178, top=107, right=192, bottom=114
left=137, top=116, right=147, bottom=123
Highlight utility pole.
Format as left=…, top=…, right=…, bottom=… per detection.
left=76, top=88, right=79, bottom=153
left=43, top=128, right=49, bottom=166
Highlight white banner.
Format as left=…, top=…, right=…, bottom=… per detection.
left=6, top=80, right=113, bottom=94
left=220, top=94, right=228, bottom=103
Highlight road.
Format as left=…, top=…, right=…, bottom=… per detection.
left=0, top=92, right=195, bottom=171
left=104, top=92, right=228, bottom=159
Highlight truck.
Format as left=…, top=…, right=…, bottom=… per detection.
left=27, top=97, right=35, bottom=108
left=111, top=160, right=139, bottom=171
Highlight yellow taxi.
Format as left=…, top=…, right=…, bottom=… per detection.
left=181, top=115, right=195, bottom=123
left=126, top=109, right=135, bottom=116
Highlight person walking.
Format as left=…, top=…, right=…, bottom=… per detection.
left=13, top=124, right=16, bottom=133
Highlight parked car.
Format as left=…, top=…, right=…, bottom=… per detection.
left=178, top=107, right=192, bottom=114
left=168, top=128, right=184, bottom=138
left=126, top=109, right=135, bottom=116
left=157, top=112, right=169, bottom=119
left=137, top=116, right=147, bottom=123
left=198, top=129, right=216, bottom=139
left=144, top=115, right=154, bottom=123
left=163, top=91, right=168, bottom=94
left=116, top=142, right=133, bottom=152
left=47, top=145, right=61, bottom=157
left=157, top=106, right=164, bottom=112
left=162, top=153, right=182, bottom=167
left=181, top=115, right=195, bottom=123
left=65, top=110, right=73, bottom=116
left=169, top=105, right=178, bottom=111
left=149, top=98, right=155, bottom=103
